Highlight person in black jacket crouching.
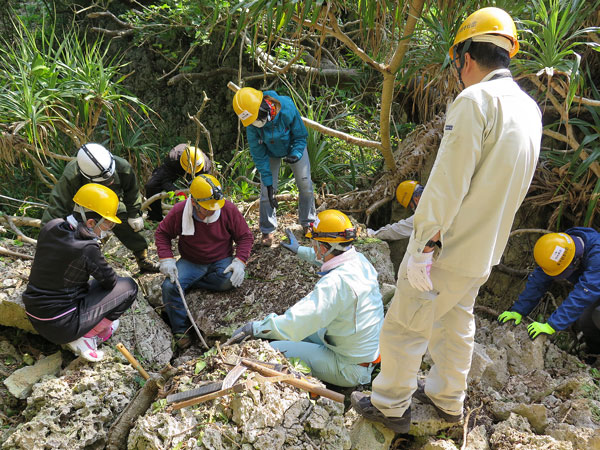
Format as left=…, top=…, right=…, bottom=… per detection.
left=23, top=183, right=138, bottom=362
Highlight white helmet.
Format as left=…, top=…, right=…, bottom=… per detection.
left=77, top=143, right=115, bottom=182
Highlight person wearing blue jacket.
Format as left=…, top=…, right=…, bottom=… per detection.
left=498, top=228, right=600, bottom=352
left=228, top=210, right=384, bottom=387
left=233, top=87, right=316, bottom=246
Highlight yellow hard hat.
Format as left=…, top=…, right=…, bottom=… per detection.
left=450, top=7, right=519, bottom=60
left=396, top=180, right=419, bottom=208
left=190, top=174, right=225, bottom=210
left=533, top=233, right=576, bottom=277
left=232, top=87, right=263, bottom=127
left=179, top=146, right=205, bottom=174
left=72, top=183, right=121, bottom=224
left=306, top=209, right=356, bottom=243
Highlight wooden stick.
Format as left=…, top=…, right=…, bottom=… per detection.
left=241, top=358, right=345, bottom=403
left=116, top=343, right=150, bottom=380
left=171, top=382, right=249, bottom=410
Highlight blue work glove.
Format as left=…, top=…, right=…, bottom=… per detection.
left=283, top=154, right=300, bottom=164
left=527, top=322, right=555, bottom=340
left=281, top=228, right=299, bottom=254
left=229, top=322, right=254, bottom=344
left=266, top=185, right=278, bottom=209
left=498, top=311, right=522, bottom=326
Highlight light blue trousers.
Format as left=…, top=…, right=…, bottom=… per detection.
left=270, top=332, right=373, bottom=387
left=259, top=147, right=316, bottom=234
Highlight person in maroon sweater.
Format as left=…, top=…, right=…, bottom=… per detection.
left=155, top=174, right=253, bottom=347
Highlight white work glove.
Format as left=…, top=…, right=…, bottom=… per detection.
left=224, top=257, right=245, bottom=288
left=159, top=258, right=178, bottom=283
left=128, top=216, right=144, bottom=232
left=406, top=251, right=434, bottom=292
left=367, top=228, right=377, bottom=237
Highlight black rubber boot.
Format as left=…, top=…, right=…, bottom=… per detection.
left=134, top=249, right=160, bottom=273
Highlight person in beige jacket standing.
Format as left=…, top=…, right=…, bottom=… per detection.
left=352, top=7, right=543, bottom=433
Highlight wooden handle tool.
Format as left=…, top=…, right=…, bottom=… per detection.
left=241, top=358, right=345, bottom=403
left=116, top=343, right=150, bottom=380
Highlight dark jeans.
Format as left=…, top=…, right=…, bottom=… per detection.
left=576, top=299, right=600, bottom=354
left=145, top=166, right=177, bottom=221
left=161, top=257, right=233, bottom=334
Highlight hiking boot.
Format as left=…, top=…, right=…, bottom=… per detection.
left=174, top=333, right=192, bottom=350
left=67, top=336, right=105, bottom=362
left=97, top=319, right=119, bottom=342
left=350, top=391, right=411, bottom=434
left=261, top=233, right=274, bottom=247
left=412, top=382, right=463, bottom=423
left=134, top=249, right=160, bottom=273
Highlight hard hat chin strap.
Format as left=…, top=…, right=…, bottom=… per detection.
left=453, top=39, right=472, bottom=90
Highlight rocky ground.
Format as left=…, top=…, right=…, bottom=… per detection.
left=1, top=202, right=600, bottom=449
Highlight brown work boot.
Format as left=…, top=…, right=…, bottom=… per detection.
left=351, top=391, right=411, bottom=434
left=412, top=380, right=463, bottom=423
left=261, top=233, right=274, bottom=247
left=174, top=333, right=192, bottom=350
left=134, top=249, right=160, bottom=273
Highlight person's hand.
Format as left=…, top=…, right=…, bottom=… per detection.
left=367, top=228, right=377, bottom=237
left=281, top=228, right=299, bottom=253
left=229, top=321, right=254, bottom=344
left=527, top=322, right=555, bottom=340
left=159, top=258, right=178, bottom=283
left=283, top=154, right=300, bottom=164
left=406, top=251, right=434, bottom=292
left=266, top=185, right=278, bottom=209
left=498, top=311, right=522, bottom=326
left=224, top=258, right=246, bottom=288
left=128, top=216, right=144, bottom=232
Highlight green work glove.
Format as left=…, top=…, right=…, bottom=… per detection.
left=497, top=311, right=522, bottom=326
left=527, top=322, right=555, bottom=340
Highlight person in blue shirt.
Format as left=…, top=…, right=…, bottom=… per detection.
left=228, top=209, right=384, bottom=387
left=498, top=229, right=600, bottom=352
left=233, top=87, right=316, bottom=247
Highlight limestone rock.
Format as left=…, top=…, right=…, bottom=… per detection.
left=354, top=239, right=395, bottom=286
left=116, top=294, right=173, bottom=369
left=546, top=423, right=600, bottom=450
left=2, top=350, right=139, bottom=450
left=480, top=345, right=509, bottom=390
left=0, top=291, right=35, bottom=334
left=347, top=410, right=395, bottom=450
left=463, top=425, right=490, bottom=450
left=489, top=401, right=548, bottom=433
left=490, top=413, right=572, bottom=450
left=468, top=343, right=493, bottom=384
left=492, top=325, right=545, bottom=375
left=422, top=438, right=459, bottom=449
left=3, top=351, right=61, bottom=399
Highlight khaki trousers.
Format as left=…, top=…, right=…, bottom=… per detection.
left=371, top=253, right=488, bottom=417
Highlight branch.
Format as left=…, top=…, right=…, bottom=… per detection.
left=295, top=10, right=383, bottom=73
left=0, top=246, right=33, bottom=260
left=1, top=216, right=37, bottom=245
left=188, top=93, right=215, bottom=168
left=90, top=27, right=135, bottom=38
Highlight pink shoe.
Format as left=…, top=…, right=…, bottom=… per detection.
left=67, top=336, right=105, bottom=362
left=97, top=319, right=120, bottom=342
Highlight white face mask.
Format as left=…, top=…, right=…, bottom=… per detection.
left=252, top=118, right=267, bottom=128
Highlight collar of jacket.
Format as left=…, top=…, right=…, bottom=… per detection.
left=317, top=247, right=357, bottom=276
